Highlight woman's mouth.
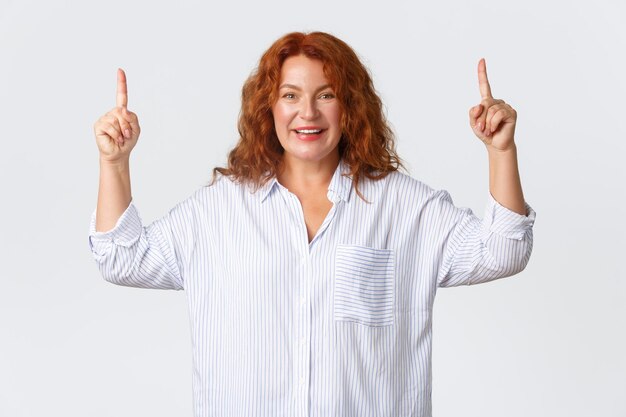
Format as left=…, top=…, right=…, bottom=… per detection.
left=294, top=128, right=325, bottom=141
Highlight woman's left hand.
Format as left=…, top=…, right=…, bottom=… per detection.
left=469, top=58, right=517, bottom=152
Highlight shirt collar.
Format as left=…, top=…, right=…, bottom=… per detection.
left=327, top=158, right=353, bottom=203
left=258, top=177, right=278, bottom=203
left=258, top=159, right=353, bottom=204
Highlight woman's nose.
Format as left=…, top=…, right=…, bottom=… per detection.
left=299, top=99, right=319, bottom=120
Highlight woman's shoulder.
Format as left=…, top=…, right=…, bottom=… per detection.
left=365, top=169, right=442, bottom=203
left=357, top=170, right=461, bottom=221
left=189, top=172, right=262, bottom=204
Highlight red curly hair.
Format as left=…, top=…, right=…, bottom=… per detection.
left=211, top=31, right=404, bottom=200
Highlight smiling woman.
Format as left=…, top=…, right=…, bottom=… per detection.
left=211, top=31, right=402, bottom=201
left=89, top=30, right=536, bottom=417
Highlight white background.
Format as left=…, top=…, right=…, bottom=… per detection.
left=1, top=0, right=624, bottom=416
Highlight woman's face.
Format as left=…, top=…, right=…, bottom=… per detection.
left=272, top=55, right=342, bottom=167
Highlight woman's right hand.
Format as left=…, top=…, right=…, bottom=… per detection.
left=93, top=68, right=141, bottom=162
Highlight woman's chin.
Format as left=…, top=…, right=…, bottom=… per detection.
left=282, top=147, right=339, bottom=165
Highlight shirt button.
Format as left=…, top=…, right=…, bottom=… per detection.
left=300, top=336, right=306, bottom=345
left=300, top=296, right=306, bottom=306
left=300, top=376, right=305, bottom=385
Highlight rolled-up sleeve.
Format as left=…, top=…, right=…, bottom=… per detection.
left=435, top=191, right=536, bottom=288
left=88, top=196, right=199, bottom=291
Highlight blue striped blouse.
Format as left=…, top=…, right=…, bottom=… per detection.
left=88, top=159, right=536, bottom=417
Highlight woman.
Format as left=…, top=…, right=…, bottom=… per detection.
left=90, top=32, right=535, bottom=417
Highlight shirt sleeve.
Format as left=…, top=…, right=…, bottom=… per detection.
left=88, top=194, right=200, bottom=291
left=432, top=190, right=536, bottom=288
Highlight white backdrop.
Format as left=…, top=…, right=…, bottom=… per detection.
left=1, top=0, right=624, bottom=416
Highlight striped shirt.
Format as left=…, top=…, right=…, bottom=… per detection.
left=88, top=159, right=536, bottom=417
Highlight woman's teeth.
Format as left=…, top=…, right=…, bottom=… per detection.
left=296, top=129, right=322, bottom=134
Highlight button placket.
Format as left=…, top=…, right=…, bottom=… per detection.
left=276, top=184, right=310, bottom=416
left=299, top=232, right=311, bottom=416
left=298, top=251, right=310, bottom=397
left=284, top=191, right=309, bottom=415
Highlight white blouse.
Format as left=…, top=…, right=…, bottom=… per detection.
left=88, top=159, right=536, bottom=417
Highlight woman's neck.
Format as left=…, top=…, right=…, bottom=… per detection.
left=276, top=152, right=340, bottom=193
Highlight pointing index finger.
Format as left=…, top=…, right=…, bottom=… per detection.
left=116, top=68, right=128, bottom=108
left=477, top=58, right=493, bottom=100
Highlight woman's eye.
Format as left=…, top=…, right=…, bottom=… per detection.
left=283, top=93, right=296, bottom=99
left=320, top=93, right=335, bottom=99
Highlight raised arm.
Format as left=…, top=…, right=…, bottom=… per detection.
left=89, top=69, right=194, bottom=290
left=469, top=58, right=526, bottom=216
left=93, top=68, right=141, bottom=231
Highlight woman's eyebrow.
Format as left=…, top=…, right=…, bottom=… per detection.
left=279, top=83, right=332, bottom=93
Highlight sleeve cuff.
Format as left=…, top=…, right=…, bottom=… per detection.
left=482, top=192, right=536, bottom=241
left=88, top=200, right=142, bottom=256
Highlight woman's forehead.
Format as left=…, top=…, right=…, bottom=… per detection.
left=279, top=55, right=331, bottom=87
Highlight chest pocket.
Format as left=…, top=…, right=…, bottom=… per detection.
left=334, top=244, right=395, bottom=327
